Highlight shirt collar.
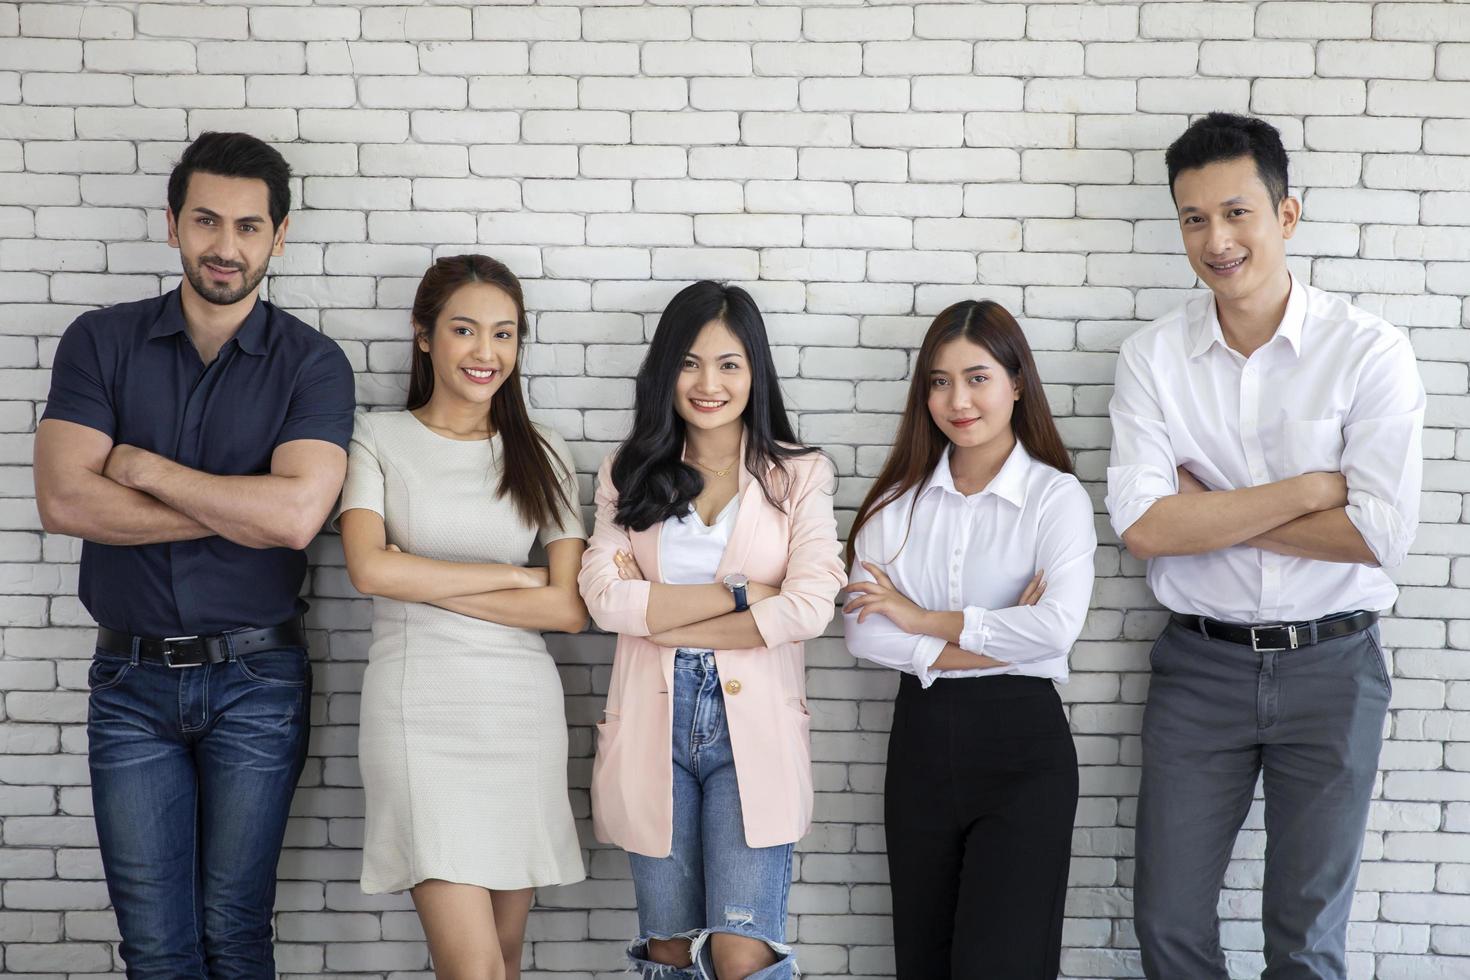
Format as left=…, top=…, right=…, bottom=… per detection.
left=1188, top=273, right=1307, bottom=360
left=921, top=440, right=1032, bottom=509
left=147, top=287, right=271, bottom=357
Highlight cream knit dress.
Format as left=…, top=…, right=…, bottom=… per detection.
left=339, top=410, right=586, bottom=893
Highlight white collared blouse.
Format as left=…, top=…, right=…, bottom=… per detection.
left=844, top=441, right=1097, bottom=686
left=1105, top=275, right=1425, bottom=624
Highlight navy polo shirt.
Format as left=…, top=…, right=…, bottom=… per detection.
left=42, top=288, right=355, bottom=639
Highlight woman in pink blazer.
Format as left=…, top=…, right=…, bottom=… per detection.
left=579, top=281, right=844, bottom=980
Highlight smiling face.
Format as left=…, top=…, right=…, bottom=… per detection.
left=926, top=337, right=1020, bottom=451
left=1173, top=154, right=1300, bottom=307
left=673, top=319, right=751, bottom=437
left=167, top=170, right=286, bottom=307
left=415, top=281, right=521, bottom=409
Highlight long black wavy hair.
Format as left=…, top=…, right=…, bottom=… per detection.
left=611, top=280, right=818, bottom=532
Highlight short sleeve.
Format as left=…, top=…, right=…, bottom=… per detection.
left=276, top=342, right=355, bottom=451
left=537, top=427, right=586, bottom=547
left=334, top=412, right=384, bottom=527
left=41, top=315, right=116, bottom=439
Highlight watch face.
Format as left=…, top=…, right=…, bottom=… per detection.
left=725, top=573, right=749, bottom=589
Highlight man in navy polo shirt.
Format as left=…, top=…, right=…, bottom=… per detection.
left=34, top=132, right=354, bottom=977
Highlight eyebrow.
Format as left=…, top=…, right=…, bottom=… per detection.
left=449, top=315, right=517, bottom=328
left=1178, top=196, right=1249, bottom=215
left=930, top=364, right=991, bottom=374
left=686, top=351, right=746, bottom=360
left=191, top=206, right=267, bottom=225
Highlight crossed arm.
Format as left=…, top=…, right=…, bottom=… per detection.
left=34, top=418, right=346, bottom=551
left=610, top=549, right=774, bottom=650
left=1105, top=336, right=1421, bottom=568
left=339, top=506, right=588, bottom=634
left=845, top=565, right=1046, bottom=672
left=1124, top=466, right=1371, bottom=564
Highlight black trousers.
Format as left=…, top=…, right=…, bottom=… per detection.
left=885, top=673, right=1079, bottom=980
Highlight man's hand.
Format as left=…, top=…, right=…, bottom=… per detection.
left=103, top=444, right=162, bottom=490
left=1177, top=465, right=1209, bottom=494
left=1299, top=471, right=1349, bottom=512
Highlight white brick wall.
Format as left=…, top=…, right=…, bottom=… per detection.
left=1, top=2, right=1468, bottom=977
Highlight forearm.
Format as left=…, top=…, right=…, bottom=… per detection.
left=645, top=582, right=740, bottom=633
left=131, top=457, right=320, bottom=550
left=649, top=611, right=767, bottom=650
left=430, top=585, right=588, bottom=634
left=1248, top=507, right=1377, bottom=564
left=915, top=610, right=964, bottom=644
left=1124, top=477, right=1319, bottom=559
left=931, top=643, right=1007, bottom=671
left=349, top=549, right=537, bottom=603
left=39, top=471, right=212, bottom=545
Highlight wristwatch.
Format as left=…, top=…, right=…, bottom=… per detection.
left=723, top=572, right=750, bottom=612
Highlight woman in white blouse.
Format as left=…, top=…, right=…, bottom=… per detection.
left=843, top=299, right=1096, bottom=980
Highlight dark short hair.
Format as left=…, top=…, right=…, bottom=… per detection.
left=1165, top=112, right=1289, bottom=210
left=167, top=132, right=291, bottom=228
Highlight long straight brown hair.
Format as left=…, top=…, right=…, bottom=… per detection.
left=845, top=299, right=1073, bottom=568
left=407, top=254, right=572, bottom=529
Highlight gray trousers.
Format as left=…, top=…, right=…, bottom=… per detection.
left=1134, top=618, right=1390, bottom=980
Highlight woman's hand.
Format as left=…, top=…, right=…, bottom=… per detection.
left=1017, top=569, right=1046, bottom=606
left=614, top=549, right=644, bottom=581
left=845, top=562, right=929, bottom=633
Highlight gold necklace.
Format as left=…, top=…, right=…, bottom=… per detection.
left=691, top=455, right=738, bottom=478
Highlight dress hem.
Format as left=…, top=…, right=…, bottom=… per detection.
left=361, top=868, right=587, bottom=896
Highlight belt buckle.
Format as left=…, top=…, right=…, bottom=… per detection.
left=161, top=635, right=205, bottom=668
left=1250, top=624, right=1297, bottom=653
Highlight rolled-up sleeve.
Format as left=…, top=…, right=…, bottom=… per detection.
left=1105, top=340, right=1178, bottom=538
left=841, top=514, right=947, bottom=686
left=577, top=456, right=652, bottom=637
left=749, top=455, right=845, bottom=648
left=1341, top=330, right=1424, bottom=569
left=955, top=480, right=1097, bottom=666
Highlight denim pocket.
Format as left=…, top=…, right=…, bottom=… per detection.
left=87, top=654, right=132, bottom=693
left=236, top=648, right=310, bottom=687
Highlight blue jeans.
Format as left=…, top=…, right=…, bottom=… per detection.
left=87, top=645, right=312, bottom=979
left=627, top=650, right=797, bottom=980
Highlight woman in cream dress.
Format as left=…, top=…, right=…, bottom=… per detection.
left=339, top=255, right=587, bottom=980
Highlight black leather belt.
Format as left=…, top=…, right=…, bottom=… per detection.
left=1170, top=610, right=1377, bottom=652
left=96, top=618, right=307, bottom=668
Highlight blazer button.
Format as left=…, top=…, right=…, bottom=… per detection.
left=725, top=679, right=742, bottom=695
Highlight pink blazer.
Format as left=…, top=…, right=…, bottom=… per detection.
left=578, top=448, right=845, bottom=857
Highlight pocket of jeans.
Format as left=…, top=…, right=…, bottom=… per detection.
left=87, top=654, right=132, bottom=693
left=1364, top=629, right=1392, bottom=694
left=235, top=648, right=310, bottom=687
left=1147, top=624, right=1172, bottom=673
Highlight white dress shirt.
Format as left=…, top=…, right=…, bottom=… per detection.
left=1105, top=276, right=1425, bottom=624
left=844, top=442, right=1097, bottom=686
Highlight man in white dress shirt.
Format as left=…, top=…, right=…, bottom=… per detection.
left=1106, top=113, right=1424, bottom=979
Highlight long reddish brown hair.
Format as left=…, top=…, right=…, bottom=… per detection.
left=408, top=254, right=572, bottom=529
left=845, top=299, right=1073, bottom=568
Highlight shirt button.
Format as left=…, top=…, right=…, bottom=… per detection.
left=725, top=679, right=741, bottom=695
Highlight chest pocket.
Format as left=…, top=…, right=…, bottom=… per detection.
left=1283, top=417, right=1346, bottom=475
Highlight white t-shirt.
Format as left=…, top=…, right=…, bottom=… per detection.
left=660, top=495, right=740, bottom=654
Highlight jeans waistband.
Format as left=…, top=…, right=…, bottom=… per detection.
left=673, top=649, right=717, bottom=672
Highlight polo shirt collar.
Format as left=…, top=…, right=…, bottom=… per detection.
left=921, top=439, right=1031, bottom=508
left=148, top=287, right=270, bottom=357
left=1189, top=273, right=1307, bottom=360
